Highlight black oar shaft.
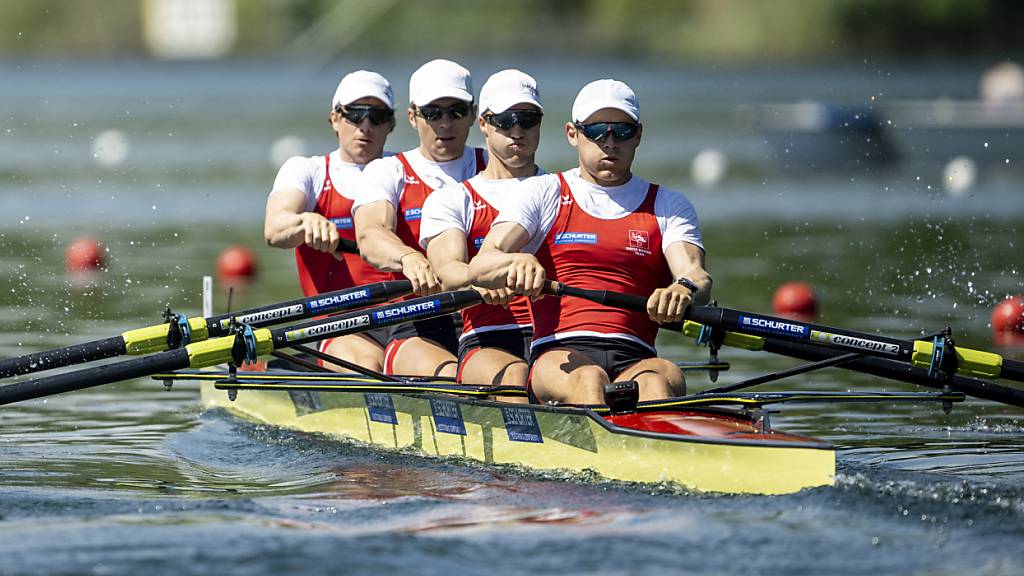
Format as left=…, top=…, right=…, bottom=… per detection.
left=0, top=336, right=127, bottom=379
left=0, top=349, right=190, bottom=406
left=760, top=338, right=1024, bottom=408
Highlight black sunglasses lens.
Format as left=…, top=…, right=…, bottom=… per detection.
left=419, top=103, right=471, bottom=121
left=488, top=111, right=543, bottom=130
left=342, top=106, right=393, bottom=125
left=578, top=122, right=638, bottom=141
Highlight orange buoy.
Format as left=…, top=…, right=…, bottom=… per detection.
left=773, top=281, right=818, bottom=320
left=217, top=246, right=257, bottom=281
left=65, top=237, right=106, bottom=272
left=992, top=296, right=1024, bottom=346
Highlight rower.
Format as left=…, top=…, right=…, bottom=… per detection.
left=469, top=79, right=712, bottom=405
left=263, top=70, right=397, bottom=371
left=353, top=59, right=487, bottom=378
left=420, top=69, right=545, bottom=394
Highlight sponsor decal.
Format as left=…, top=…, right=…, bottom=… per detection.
left=472, top=200, right=487, bottom=211
left=403, top=175, right=420, bottom=185
left=373, top=299, right=440, bottom=324
left=553, top=232, right=598, bottom=246
left=738, top=314, right=810, bottom=338
left=365, top=392, right=398, bottom=424
left=810, top=330, right=901, bottom=355
left=502, top=406, right=543, bottom=443
left=284, top=314, right=370, bottom=342
left=307, top=289, right=370, bottom=313
left=472, top=237, right=485, bottom=249
left=560, top=193, right=573, bottom=206
left=430, top=398, right=466, bottom=435
left=404, top=207, right=422, bottom=221
left=329, top=216, right=354, bottom=230
left=219, top=304, right=304, bottom=330
left=626, top=229, right=652, bottom=256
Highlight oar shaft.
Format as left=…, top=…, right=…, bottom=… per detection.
left=760, top=338, right=1024, bottom=408
left=0, top=349, right=190, bottom=406
left=0, top=336, right=127, bottom=379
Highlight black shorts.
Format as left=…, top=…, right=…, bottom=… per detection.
left=457, top=327, right=533, bottom=364
left=385, top=313, right=461, bottom=357
left=529, top=336, right=656, bottom=380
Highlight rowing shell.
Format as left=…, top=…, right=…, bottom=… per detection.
left=179, top=371, right=835, bottom=495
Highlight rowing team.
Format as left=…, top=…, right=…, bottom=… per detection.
left=264, top=59, right=711, bottom=406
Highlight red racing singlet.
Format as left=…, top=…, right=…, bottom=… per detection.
left=462, top=181, right=533, bottom=336
left=394, top=148, right=486, bottom=254
left=295, top=153, right=396, bottom=297
left=532, top=172, right=672, bottom=349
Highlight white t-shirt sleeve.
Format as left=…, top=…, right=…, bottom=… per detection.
left=270, top=156, right=322, bottom=212
left=493, top=174, right=560, bottom=254
left=351, top=156, right=404, bottom=213
left=419, top=184, right=471, bottom=249
left=656, top=187, right=704, bottom=251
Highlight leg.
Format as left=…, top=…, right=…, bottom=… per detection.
left=321, top=333, right=384, bottom=372
left=530, top=348, right=610, bottom=405
left=459, top=347, right=529, bottom=403
left=388, top=337, right=458, bottom=378
left=616, top=357, right=686, bottom=401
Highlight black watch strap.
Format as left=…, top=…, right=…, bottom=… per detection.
left=674, top=277, right=700, bottom=294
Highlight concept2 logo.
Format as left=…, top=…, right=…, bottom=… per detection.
left=284, top=315, right=370, bottom=341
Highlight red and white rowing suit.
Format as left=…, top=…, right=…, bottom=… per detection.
left=494, top=168, right=703, bottom=353
left=419, top=173, right=539, bottom=376
left=271, top=150, right=396, bottom=297
left=353, top=147, right=487, bottom=370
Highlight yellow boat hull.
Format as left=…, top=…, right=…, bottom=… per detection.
left=200, top=381, right=834, bottom=495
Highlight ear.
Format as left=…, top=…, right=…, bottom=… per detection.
left=565, top=122, right=579, bottom=148
left=407, top=107, right=417, bottom=130
left=477, top=115, right=488, bottom=134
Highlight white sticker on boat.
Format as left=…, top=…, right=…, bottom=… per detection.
left=502, top=406, right=543, bottom=443
left=284, top=315, right=370, bottom=342
left=810, top=330, right=901, bottom=355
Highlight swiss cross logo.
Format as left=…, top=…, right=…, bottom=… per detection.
left=626, top=229, right=651, bottom=256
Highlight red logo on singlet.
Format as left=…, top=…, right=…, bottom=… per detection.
left=627, top=229, right=651, bottom=256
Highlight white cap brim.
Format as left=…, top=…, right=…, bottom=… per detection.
left=411, top=87, right=473, bottom=107
left=573, top=100, right=639, bottom=123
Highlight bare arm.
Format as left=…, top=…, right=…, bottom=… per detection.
left=467, top=222, right=546, bottom=297
left=425, top=228, right=472, bottom=290
left=647, top=241, right=711, bottom=324
left=354, top=200, right=441, bottom=295
left=264, top=188, right=339, bottom=252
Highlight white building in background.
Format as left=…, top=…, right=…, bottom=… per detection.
left=142, top=0, right=236, bottom=59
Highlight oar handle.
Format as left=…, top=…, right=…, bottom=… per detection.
left=0, top=336, right=127, bottom=379
left=336, top=238, right=360, bottom=254
left=0, top=349, right=190, bottom=406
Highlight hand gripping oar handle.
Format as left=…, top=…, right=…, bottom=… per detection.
left=0, top=279, right=412, bottom=380
left=336, top=238, right=360, bottom=254
left=0, top=289, right=482, bottom=406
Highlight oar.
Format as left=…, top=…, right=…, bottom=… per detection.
left=0, top=289, right=480, bottom=406
left=545, top=282, right=1024, bottom=407
left=0, top=280, right=411, bottom=379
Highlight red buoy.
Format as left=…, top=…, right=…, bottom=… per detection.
left=65, top=237, right=106, bottom=272
left=217, top=246, right=257, bottom=281
left=773, top=281, right=818, bottom=320
left=992, top=296, right=1024, bottom=346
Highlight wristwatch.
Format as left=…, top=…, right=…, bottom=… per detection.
left=674, top=277, right=700, bottom=294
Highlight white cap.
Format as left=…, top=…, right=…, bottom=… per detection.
left=409, top=59, right=473, bottom=107
left=332, top=70, right=394, bottom=109
left=478, top=69, right=542, bottom=115
left=571, top=79, right=640, bottom=123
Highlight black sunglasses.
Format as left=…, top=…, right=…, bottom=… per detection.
left=574, top=121, right=641, bottom=142
left=485, top=109, right=544, bottom=131
left=415, top=102, right=472, bottom=122
left=338, top=105, right=394, bottom=126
